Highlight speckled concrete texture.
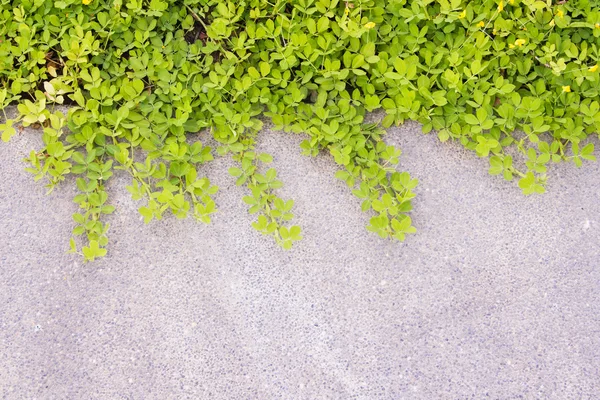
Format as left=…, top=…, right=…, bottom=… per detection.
left=1, top=118, right=599, bottom=399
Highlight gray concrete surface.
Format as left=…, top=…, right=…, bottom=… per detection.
left=1, top=118, right=599, bottom=399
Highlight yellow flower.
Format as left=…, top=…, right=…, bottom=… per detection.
left=549, top=19, right=555, bottom=27
left=478, top=21, right=485, bottom=28
left=589, top=65, right=598, bottom=73
left=82, top=0, right=92, bottom=4
left=509, top=44, right=515, bottom=49
left=515, top=39, right=526, bottom=47
left=498, top=0, right=504, bottom=11
left=596, top=23, right=600, bottom=29
left=364, top=22, right=376, bottom=29
left=458, top=10, right=466, bottom=19
left=556, top=9, right=564, bottom=18
left=344, top=7, right=349, bottom=15
left=562, top=86, right=571, bottom=93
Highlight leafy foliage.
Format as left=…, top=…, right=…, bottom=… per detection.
left=1, top=0, right=598, bottom=261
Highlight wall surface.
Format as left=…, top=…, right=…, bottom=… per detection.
left=1, top=120, right=599, bottom=399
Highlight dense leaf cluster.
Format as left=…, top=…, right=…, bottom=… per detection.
left=1, top=0, right=598, bottom=260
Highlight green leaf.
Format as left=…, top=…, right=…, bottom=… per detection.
left=581, top=143, right=596, bottom=161
left=258, top=153, right=273, bottom=163
left=170, top=161, right=189, bottom=177
left=1, top=126, right=16, bottom=142
left=488, top=156, right=503, bottom=175
left=139, top=207, right=154, bottom=224
left=228, top=167, right=243, bottom=177
left=259, top=62, right=271, bottom=77
left=248, top=67, right=260, bottom=80
left=82, top=240, right=107, bottom=262
left=464, top=114, right=479, bottom=125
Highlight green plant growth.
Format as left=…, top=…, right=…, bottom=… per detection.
left=1, top=0, right=598, bottom=261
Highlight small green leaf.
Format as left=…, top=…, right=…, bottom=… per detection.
left=228, top=167, right=243, bottom=177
